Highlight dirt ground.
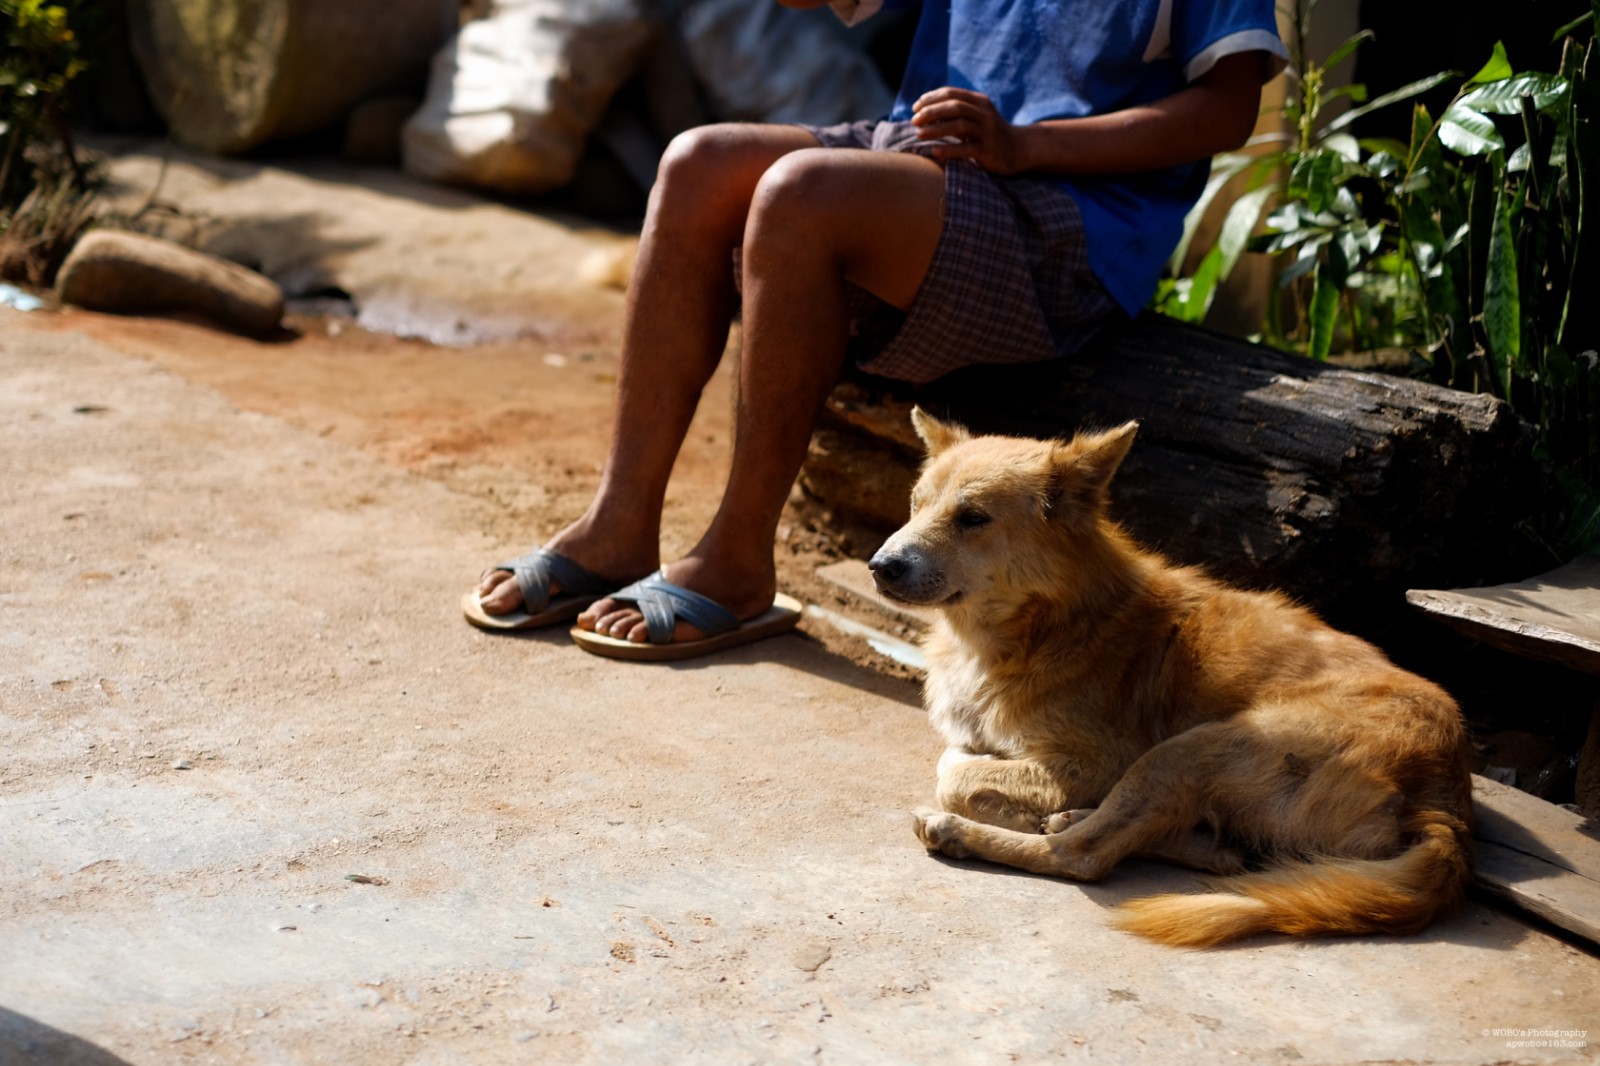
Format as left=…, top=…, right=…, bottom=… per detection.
left=4, top=147, right=1599, bottom=1065
left=74, top=141, right=924, bottom=677
left=25, top=308, right=915, bottom=681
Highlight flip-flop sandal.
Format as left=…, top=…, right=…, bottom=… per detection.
left=461, top=547, right=617, bottom=631
left=569, top=571, right=802, bottom=662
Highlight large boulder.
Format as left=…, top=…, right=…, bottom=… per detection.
left=128, top=0, right=457, bottom=154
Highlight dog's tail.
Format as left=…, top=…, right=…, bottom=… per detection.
left=1112, top=811, right=1471, bottom=948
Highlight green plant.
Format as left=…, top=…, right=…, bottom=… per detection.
left=1151, top=1, right=1452, bottom=341
left=1397, top=25, right=1600, bottom=553
left=1156, top=3, right=1600, bottom=557
left=0, top=0, right=99, bottom=283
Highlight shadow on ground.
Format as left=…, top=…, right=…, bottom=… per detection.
left=0, top=1008, right=134, bottom=1066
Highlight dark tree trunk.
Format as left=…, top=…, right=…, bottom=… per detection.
left=800, top=314, right=1539, bottom=625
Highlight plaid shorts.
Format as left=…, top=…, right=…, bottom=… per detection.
left=800, top=119, right=1121, bottom=384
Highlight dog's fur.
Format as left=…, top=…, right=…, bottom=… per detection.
left=871, top=410, right=1473, bottom=947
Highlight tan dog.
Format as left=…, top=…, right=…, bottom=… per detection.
left=870, top=410, right=1473, bottom=947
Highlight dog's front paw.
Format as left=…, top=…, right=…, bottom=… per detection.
left=911, top=806, right=973, bottom=859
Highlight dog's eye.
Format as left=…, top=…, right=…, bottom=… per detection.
left=956, top=509, right=991, bottom=529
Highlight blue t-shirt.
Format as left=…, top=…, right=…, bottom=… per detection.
left=876, top=0, right=1286, bottom=315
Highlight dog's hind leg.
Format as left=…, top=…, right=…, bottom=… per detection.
left=1043, top=810, right=1245, bottom=874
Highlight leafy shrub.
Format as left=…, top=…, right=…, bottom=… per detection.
left=0, top=0, right=100, bottom=284
left=1156, top=3, right=1600, bottom=557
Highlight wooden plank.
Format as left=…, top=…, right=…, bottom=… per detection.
left=1407, top=554, right=1600, bottom=675
left=1472, top=774, right=1600, bottom=946
left=1472, top=838, right=1600, bottom=945
left=1474, top=775, right=1600, bottom=879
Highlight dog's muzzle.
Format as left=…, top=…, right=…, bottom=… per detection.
left=868, top=544, right=951, bottom=605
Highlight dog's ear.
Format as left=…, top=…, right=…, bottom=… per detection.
left=1074, top=421, right=1139, bottom=491
left=1047, top=421, right=1139, bottom=516
left=910, top=406, right=971, bottom=456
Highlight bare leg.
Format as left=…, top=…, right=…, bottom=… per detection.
left=582, top=147, right=948, bottom=643
left=478, top=124, right=820, bottom=614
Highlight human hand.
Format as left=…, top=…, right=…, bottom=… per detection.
left=910, top=87, right=1029, bottom=174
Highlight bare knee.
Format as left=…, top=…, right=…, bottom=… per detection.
left=653, top=125, right=812, bottom=240
left=746, top=151, right=850, bottom=240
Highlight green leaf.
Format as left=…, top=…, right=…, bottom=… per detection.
left=1323, top=83, right=1370, bottom=107
left=1331, top=185, right=1359, bottom=219
left=1323, top=29, right=1376, bottom=73
left=1334, top=226, right=1363, bottom=274
left=1557, top=35, right=1600, bottom=349
left=1307, top=263, right=1342, bottom=361
left=1295, top=229, right=1334, bottom=259
left=1327, top=71, right=1457, bottom=133
left=1289, top=151, right=1341, bottom=214
left=1359, top=219, right=1386, bottom=254
left=1469, top=41, right=1514, bottom=85
left=1407, top=102, right=1445, bottom=176
left=1458, top=73, right=1568, bottom=115
left=1167, top=151, right=1259, bottom=272
left=1181, top=245, right=1224, bottom=322
left=1216, top=185, right=1275, bottom=274
left=1483, top=181, right=1521, bottom=397
left=1321, top=132, right=1362, bottom=162
left=1551, top=11, right=1592, bottom=43
left=1544, top=342, right=1580, bottom=391
left=1439, top=104, right=1505, bottom=156
left=1280, top=234, right=1332, bottom=285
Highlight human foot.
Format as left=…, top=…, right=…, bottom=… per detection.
left=570, top=557, right=801, bottom=660
left=575, top=555, right=777, bottom=644
left=466, top=528, right=656, bottom=631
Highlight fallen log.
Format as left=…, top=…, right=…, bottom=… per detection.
left=800, top=314, right=1539, bottom=623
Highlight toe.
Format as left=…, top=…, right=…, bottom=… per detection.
left=575, top=597, right=612, bottom=631
left=478, top=571, right=524, bottom=614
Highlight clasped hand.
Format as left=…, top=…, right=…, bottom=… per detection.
left=910, top=87, right=1030, bottom=175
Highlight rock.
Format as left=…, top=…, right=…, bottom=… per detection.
left=128, top=0, right=457, bottom=154
left=790, top=940, right=832, bottom=973
left=57, top=231, right=285, bottom=338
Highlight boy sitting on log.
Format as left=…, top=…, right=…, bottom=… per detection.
left=463, top=0, right=1288, bottom=660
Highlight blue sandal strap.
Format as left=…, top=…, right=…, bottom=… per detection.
left=494, top=548, right=610, bottom=613
left=607, top=572, right=741, bottom=645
